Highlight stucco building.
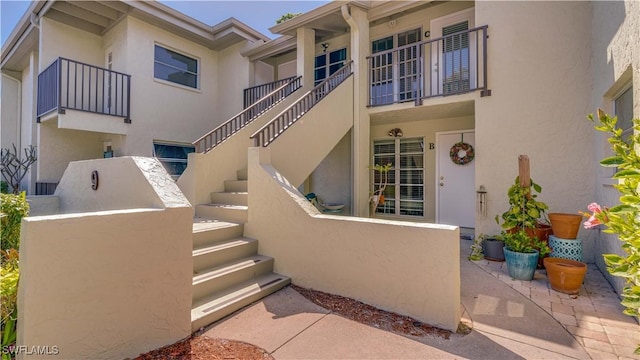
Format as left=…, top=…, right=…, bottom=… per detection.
left=2, top=1, right=639, bottom=356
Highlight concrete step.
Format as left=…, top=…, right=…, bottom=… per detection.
left=224, top=179, right=248, bottom=192
left=191, top=273, right=290, bottom=331
left=192, top=217, right=244, bottom=248
left=196, top=204, right=248, bottom=223
left=210, top=191, right=248, bottom=206
left=237, top=168, right=248, bottom=181
left=193, top=237, right=258, bottom=273
left=193, top=255, right=273, bottom=302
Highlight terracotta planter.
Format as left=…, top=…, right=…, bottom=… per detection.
left=544, top=257, right=587, bottom=295
left=548, top=213, right=582, bottom=239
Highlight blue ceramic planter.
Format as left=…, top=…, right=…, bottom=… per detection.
left=503, top=247, right=539, bottom=281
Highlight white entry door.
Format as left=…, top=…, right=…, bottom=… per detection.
left=436, top=130, right=475, bottom=228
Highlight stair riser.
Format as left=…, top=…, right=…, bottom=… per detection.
left=192, top=258, right=274, bottom=302
left=236, top=169, right=248, bottom=181
left=210, top=192, right=248, bottom=206
left=193, top=224, right=244, bottom=248
left=196, top=205, right=248, bottom=223
left=193, top=240, right=258, bottom=273
left=224, top=180, right=248, bottom=192
left=191, top=277, right=290, bottom=331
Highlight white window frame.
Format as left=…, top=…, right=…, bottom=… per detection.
left=372, top=137, right=425, bottom=218
left=314, top=47, right=347, bottom=86
left=153, top=43, right=200, bottom=90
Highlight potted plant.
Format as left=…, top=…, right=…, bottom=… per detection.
left=482, top=234, right=505, bottom=261
left=502, top=229, right=550, bottom=280
left=495, top=176, right=550, bottom=234
left=543, top=257, right=587, bottom=295
left=370, top=163, right=392, bottom=214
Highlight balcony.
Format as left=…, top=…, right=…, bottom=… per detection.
left=367, top=25, right=489, bottom=107
left=37, top=57, right=131, bottom=123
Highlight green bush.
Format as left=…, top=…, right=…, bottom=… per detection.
left=1, top=249, right=19, bottom=356
left=0, top=181, right=8, bottom=194
left=0, top=192, right=29, bottom=252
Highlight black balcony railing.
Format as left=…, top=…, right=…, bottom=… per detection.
left=37, top=57, right=131, bottom=122
left=367, top=25, right=489, bottom=107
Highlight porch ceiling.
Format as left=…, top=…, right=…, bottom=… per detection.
left=369, top=99, right=474, bottom=125
left=49, top=1, right=129, bottom=35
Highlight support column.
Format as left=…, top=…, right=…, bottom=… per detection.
left=296, top=27, right=315, bottom=91
left=343, top=5, right=370, bottom=216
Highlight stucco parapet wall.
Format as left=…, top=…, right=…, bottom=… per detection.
left=246, top=147, right=461, bottom=331
left=26, top=195, right=59, bottom=216
left=55, top=156, right=190, bottom=214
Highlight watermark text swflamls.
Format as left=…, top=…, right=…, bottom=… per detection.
left=1, top=345, right=60, bottom=356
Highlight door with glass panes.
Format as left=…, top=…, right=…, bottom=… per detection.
left=373, top=138, right=424, bottom=217
left=370, top=28, right=422, bottom=106
left=314, top=48, right=346, bottom=85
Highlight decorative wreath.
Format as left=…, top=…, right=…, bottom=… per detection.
left=450, top=142, right=475, bottom=165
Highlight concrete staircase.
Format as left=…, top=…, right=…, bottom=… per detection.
left=190, top=169, right=290, bottom=331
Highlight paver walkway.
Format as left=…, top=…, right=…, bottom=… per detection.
left=201, top=238, right=640, bottom=359
left=469, top=239, right=639, bottom=360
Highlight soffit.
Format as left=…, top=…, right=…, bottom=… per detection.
left=369, top=100, right=475, bottom=125
left=49, top=1, right=130, bottom=35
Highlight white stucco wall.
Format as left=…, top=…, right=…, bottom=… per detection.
left=21, top=54, right=37, bottom=193
left=123, top=16, right=221, bottom=156
left=1, top=74, right=21, bottom=151
left=217, top=41, right=252, bottom=120
left=245, top=147, right=461, bottom=332
left=17, top=156, right=192, bottom=360
left=474, top=2, right=596, bottom=252
left=39, top=17, right=103, bottom=70
left=590, top=0, right=640, bottom=293
left=37, top=122, right=104, bottom=182
left=307, top=131, right=353, bottom=214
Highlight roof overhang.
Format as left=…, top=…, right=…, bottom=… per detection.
left=241, top=35, right=297, bottom=62
left=2, top=0, right=271, bottom=71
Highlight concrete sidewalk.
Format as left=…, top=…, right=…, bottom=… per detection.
left=202, top=240, right=637, bottom=359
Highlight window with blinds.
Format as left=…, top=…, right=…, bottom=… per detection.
left=441, top=21, right=470, bottom=94
left=373, top=137, right=424, bottom=217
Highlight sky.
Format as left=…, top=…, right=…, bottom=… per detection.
left=1, top=0, right=330, bottom=47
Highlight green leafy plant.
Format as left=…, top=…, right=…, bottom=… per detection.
left=0, top=181, right=8, bottom=194
left=1, top=248, right=19, bottom=359
left=501, top=228, right=550, bottom=256
left=469, top=234, right=487, bottom=261
left=583, top=109, right=640, bottom=353
left=496, top=176, right=549, bottom=230
left=276, top=12, right=301, bottom=24
left=0, top=193, right=29, bottom=252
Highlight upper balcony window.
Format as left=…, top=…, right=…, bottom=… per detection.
left=314, top=48, right=347, bottom=86
left=154, top=45, right=199, bottom=89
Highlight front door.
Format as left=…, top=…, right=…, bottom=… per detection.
left=436, top=130, right=475, bottom=228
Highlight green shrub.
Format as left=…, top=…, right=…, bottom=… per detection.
left=0, top=181, right=8, bottom=194
left=0, top=192, right=29, bottom=252
left=1, top=248, right=19, bottom=356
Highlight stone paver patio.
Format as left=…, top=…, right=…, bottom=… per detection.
left=471, top=256, right=640, bottom=359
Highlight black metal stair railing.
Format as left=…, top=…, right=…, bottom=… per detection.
left=243, top=76, right=298, bottom=109
left=250, top=61, right=353, bottom=147
left=193, top=76, right=302, bottom=153
left=37, top=57, right=131, bottom=122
